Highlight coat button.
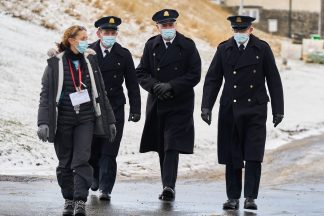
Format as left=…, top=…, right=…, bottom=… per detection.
left=233, top=71, right=237, bottom=75
left=233, top=99, right=237, bottom=103
left=157, top=67, right=160, bottom=71
left=118, top=62, right=121, bottom=66
left=174, top=67, right=178, bottom=70
left=250, top=85, right=254, bottom=88
left=256, top=56, right=259, bottom=59
left=234, top=85, right=237, bottom=89
left=248, top=98, right=251, bottom=102
left=253, top=69, right=256, bottom=74
left=110, top=88, right=113, bottom=91
left=153, top=53, right=156, bottom=56
left=113, top=75, right=117, bottom=78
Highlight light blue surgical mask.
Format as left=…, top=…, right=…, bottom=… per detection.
left=234, top=33, right=249, bottom=44
left=76, top=40, right=88, bottom=54
left=102, top=36, right=116, bottom=48
left=161, top=28, right=176, bottom=41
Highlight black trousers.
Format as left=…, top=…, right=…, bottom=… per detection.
left=225, top=161, right=261, bottom=199
left=54, top=119, right=94, bottom=201
left=89, top=105, right=125, bottom=194
left=158, top=150, right=179, bottom=190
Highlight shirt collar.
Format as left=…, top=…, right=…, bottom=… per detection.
left=236, top=37, right=250, bottom=49
left=100, top=41, right=113, bottom=54
left=162, top=36, right=176, bottom=48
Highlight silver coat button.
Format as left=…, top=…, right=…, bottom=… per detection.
left=233, top=99, right=237, bottom=103
left=253, top=70, right=256, bottom=74
left=233, top=71, right=237, bottom=75
left=157, top=68, right=160, bottom=71
left=250, top=85, right=253, bottom=88
left=113, top=75, right=117, bottom=78
left=248, top=98, right=251, bottom=102
left=234, top=85, right=237, bottom=88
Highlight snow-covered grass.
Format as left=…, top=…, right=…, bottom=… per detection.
left=1, top=12, right=324, bottom=180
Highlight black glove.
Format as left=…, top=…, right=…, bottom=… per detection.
left=108, top=124, right=117, bottom=143
left=153, top=83, right=172, bottom=97
left=158, top=91, right=174, bottom=101
left=273, top=114, right=284, bottom=127
left=128, top=113, right=141, bottom=122
left=37, top=124, right=49, bottom=142
left=201, top=108, right=212, bottom=125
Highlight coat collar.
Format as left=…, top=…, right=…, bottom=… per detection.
left=225, top=34, right=261, bottom=69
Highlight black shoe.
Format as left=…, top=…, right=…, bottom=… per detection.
left=223, top=199, right=239, bottom=210
left=99, top=191, right=111, bottom=201
left=90, top=178, right=99, bottom=191
left=244, top=198, right=257, bottom=210
left=74, top=200, right=86, bottom=216
left=159, top=186, right=175, bottom=201
left=62, top=199, right=74, bottom=216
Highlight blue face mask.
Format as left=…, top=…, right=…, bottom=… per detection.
left=234, top=33, right=249, bottom=44
left=102, top=36, right=116, bottom=48
left=76, top=40, right=88, bottom=54
left=161, top=28, right=176, bottom=41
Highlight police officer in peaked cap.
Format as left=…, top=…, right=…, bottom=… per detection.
left=201, top=15, right=284, bottom=210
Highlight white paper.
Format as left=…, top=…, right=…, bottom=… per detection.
left=69, top=89, right=91, bottom=106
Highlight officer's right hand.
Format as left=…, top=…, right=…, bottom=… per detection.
left=108, top=124, right=117, bottom=143
left=37, top=124, right=49, bottom=142
left=201, top=108, right=212, bottom=125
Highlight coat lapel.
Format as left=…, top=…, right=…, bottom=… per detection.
left=92, top=40, right=104, bottom=66
left=234, top=35, right=261, bottom=70
left=159, top=34, right=182, bottom=67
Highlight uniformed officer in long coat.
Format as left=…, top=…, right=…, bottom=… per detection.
left=88, top=16, right=141, bottom=200
left=201, top=16, right=284, bottom=210
left=136, top=9, right=201, bottom=201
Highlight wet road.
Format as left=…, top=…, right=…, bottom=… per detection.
left=0, top=178, right=323, bottom=216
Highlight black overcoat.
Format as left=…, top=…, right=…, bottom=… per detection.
left=136, top=32, right=201, bottom=154
left=201, top=35, right=284, bottom=168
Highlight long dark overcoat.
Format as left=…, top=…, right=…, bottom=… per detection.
left=202, top=34, right=284, bottom=168
left=136, top=32, right=201, bottom=154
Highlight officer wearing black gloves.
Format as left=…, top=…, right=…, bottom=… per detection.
left=88, top=16, right=141, bottom=201
left=136, top=9, right=201, bottom=201
left=201, top=16, right=284, bottom=211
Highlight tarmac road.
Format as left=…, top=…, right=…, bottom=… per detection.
left=0, top=178, right=323, bottom=216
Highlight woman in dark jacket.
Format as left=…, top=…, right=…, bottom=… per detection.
left=37, top=25, right=116, bottom=216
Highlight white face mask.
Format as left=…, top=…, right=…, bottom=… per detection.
left=234, top=33, right=249, bottom=44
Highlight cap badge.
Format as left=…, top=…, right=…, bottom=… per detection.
left=109, top=18, right=115, bottom=24
left=236, top=17, right=242, bottom=23
left=164, top=11, right=170, bottom=17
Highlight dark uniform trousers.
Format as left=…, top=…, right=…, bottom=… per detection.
left=54, top=118, right=94, bottom=201
left=158, top=150, right=179, bottom=189
left=90, top=105, right=125, bottom=193
left=226, top=161, right=261, bottom=199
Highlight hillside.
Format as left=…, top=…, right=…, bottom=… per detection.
left=1, top=0, right=281, bottom=57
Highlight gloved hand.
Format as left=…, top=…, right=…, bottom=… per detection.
left=128, top=113, right=141, bottom=122
left=153, top=83, right=172, bottom=97
left=273, top=114, right=284, bottom=127
left=201, top=108, right=212, bottom=125
left=108, top=124, right=117, bottom=143
left=158, top=91, right=174, bottom=101
left=37, top=124, right=49, bottom=142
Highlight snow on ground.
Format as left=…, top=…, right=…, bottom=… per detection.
left=1, top=13, right=324, bottom=180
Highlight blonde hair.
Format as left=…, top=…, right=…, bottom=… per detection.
left=57, top=25, right=87, bottom=52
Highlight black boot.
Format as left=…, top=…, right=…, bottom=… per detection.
left=223, top=199, right=239, bottom=210
left=99, top=191, right=111, bottom=201
left=244, top=197, right=257, bottom=210
left=90, top=178, right=99, bottom=191
left=74, top=200, right=86, bottom=216
left=159, top=186, right=175, bottom=201
left=62, top=199, right=74, bottom=216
